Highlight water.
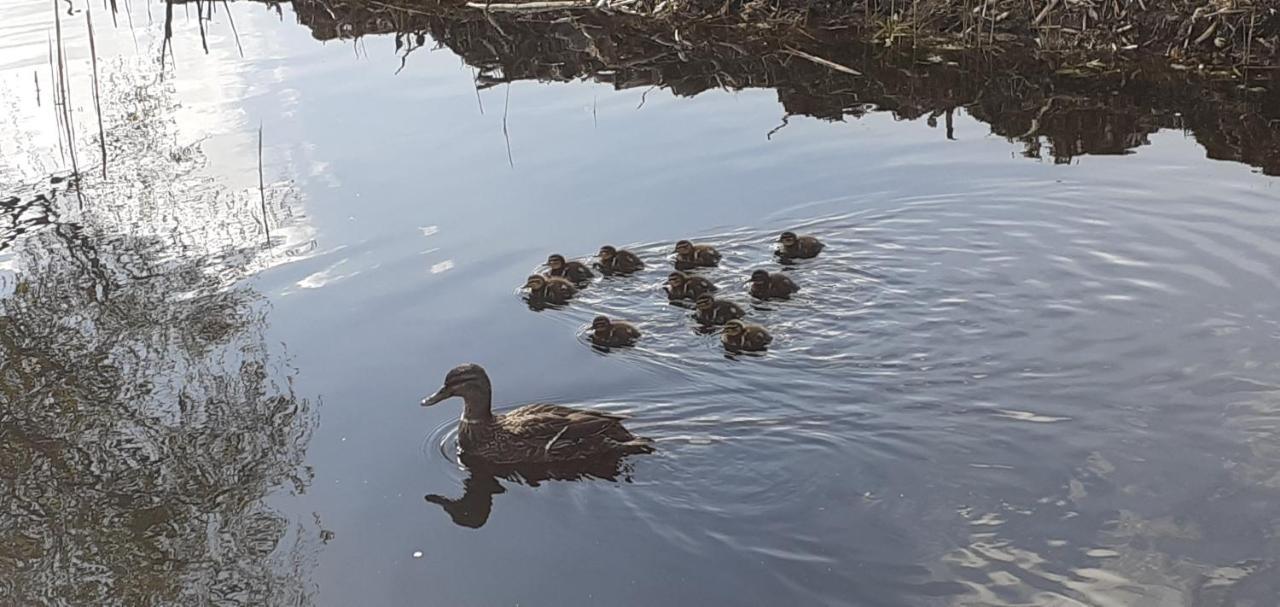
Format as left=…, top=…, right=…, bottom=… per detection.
left=2, top=2, right=1280, bottom=605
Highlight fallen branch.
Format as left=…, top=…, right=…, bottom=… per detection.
left=782, top=46, right=862, bottom=76
left=465, top=1, right=594, bottom=12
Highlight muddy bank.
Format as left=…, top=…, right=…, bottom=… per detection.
left=288, top=0, right=1280, bottom=174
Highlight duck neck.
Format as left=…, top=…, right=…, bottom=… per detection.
left=459, top=387, right=494, bottom=424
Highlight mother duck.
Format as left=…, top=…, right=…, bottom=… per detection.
left=420, top=364, right=653, bottom=464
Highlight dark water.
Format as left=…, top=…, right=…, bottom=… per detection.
left=3, top=2, right=1280, bottom=605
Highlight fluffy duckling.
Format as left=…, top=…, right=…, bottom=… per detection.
left=776, top=231, right=824, bottom=260
left=694, top=292, right=746, bottom=325
left=666, top=271, right=717, bottom=301
left=673, top=239, right=721, bottom=270
left=590, top=316, right=642, bottom=348
left=547, top=254, right=595, bottom=285
left=525, top=274, right=576, bottom=305
left=749, top=269, right=798, bottom=300
left=421, top=364, right=653, bottom=464
left=594, top=245, right=645, bottom=275
left=721, top=319, right=772, bottom=352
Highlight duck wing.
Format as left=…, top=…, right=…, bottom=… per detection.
left=503, top=405, right=628, bottom=439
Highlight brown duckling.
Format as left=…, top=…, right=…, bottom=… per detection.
left=694, top=292, right=746, bottom=325
left=421, top=364, right=653, bottom=465
left=547, top=254, right=594, bottom=284
left=721, top=319, right=772, bottom=352
left=776, top=231, right=824, bottom=260
left=590, top=316, right=642, bottom=348
left=525, top=274, right=576, bottom=305
left=594, top=245, right=645, bottom=275
left=749, top=269, right=798, bottom=300
left=673, top=239, right=721, bottom=270
left=666, top=271, right=717, bottom=301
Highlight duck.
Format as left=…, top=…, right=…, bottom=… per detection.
left=546, top=253, right=594, bottom=285
left=666, top=271, right=717, bottom=301
left=420, top=364, right=654, bottom=464
left=748, top=269, right=798, bottom=300
left=776, top=231, right=824, bottom=260
left=594, top=245, right=645, bottom=275
left=524, top=274, right=576, bottom=305
left=694, top=292, right=746, bottom=325
left=590, top=315, right=642, bottom=348
left=721, top=319, right=772, bottom=352
left=673, top=239, right=721, bottom=270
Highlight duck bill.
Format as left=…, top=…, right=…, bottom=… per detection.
left=420, top=386, right=451, bottom=407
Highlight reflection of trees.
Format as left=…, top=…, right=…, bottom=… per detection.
left=287, top=0, right=1280, bottom=175
left=0, top=205, right=316, bottom=606
left=1, top=61, right=317, bottom=604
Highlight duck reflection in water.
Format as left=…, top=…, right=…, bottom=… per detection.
left=425, top=453, right=634, bottom=529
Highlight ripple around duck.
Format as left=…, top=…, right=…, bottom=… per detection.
left=483, top=178, right=1280, bottom=604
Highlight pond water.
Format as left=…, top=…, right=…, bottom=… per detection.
left=2, top=1, right=1280, bottom=605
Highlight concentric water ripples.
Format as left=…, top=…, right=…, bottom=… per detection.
left=458, top=176, right=1280, bottom=604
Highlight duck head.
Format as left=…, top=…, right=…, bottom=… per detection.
left=722, top=319, right=746, bottom=338
left=524, top=274, right=547, bottom=290
left=546, top=254, right=567, bottom=272
left=778, top=231, right=798, bottom=247
left=591, top=315, right=612, bottom=332
left=666, top=271, right=688, bottom=289
left=674, top=240, right=694, bottom=255
left=421, top=364, right=494, bottom=420
left=750, top=269, right=770, bottom=286
left=695, top=293, right=715, bottom=311
left=597, top=245, right=616, bottom=262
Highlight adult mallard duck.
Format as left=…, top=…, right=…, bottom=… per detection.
left=590, top=315, right=642, bottom=348
left=776, top=231, right=824, bottom=260
left=673, top=239, right=721, bottom=270
left=666, top=271, right=717, bottom=301
left=722, top=319, right=772, bottom=352
left=748, top=269, right=798, bottom=300
left=524, top=274, right=576, bottom=305
left=694, top=292, right=746, bottom=325
left=420, top=364, right=654, bottom=464
left=546, top=254, right=594, bottom=285
left=594, top=245, right=645, bottom=275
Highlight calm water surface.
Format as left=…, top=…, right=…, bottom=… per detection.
left=2, top=2, right=1279, bottom=605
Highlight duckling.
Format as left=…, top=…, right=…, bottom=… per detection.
left=524, top=274, right=576, bottom=305
left=590, top=316, right=642, bottom=348
left=673, top=239, right=721, bottom=270
left=594, top=245, right=645, bottom=275
left=748, top=269, right=798, bottom=300
left=721, top=319, right=772, bottom=352
left=776, top=231, right=824, bottom=260
left=666, top=271, right=717, bottom=301
left=420, top=364, right=654, bottom=464
left=694, top=292, right=746, bottom=325
left=546, top=254, right=594, bottom=285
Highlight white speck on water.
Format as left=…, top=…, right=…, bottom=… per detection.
left=412, top=551, right=423, bottom=559
left=431, top=260, right=454, bottom=274
left=419, top=225, right=439, bottom=236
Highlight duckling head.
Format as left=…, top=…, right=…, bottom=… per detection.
left=778, top=231, right=798, bottom=246
left=723, top=319, right=746, bottom=337
left=597, top=245, right=616, bottom=261
left=421, top=363, right=492, bottom=408
left=674, top=240, right=694, bottom=255
left=591, top=315, right=612, bottom=331
left=547, top=254, right=566, bottom=271
left=750, top=269, right=771, bottom=285
left=695, top=293, right=715, bottom=311
left=525, top=274, right=547, bottom=290
left=666, top=271, right=688, bottom=287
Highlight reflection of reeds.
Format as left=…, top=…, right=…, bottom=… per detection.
left=223, top=0, right=245, bottom=58
left=258, top=124, right=271, bottom=245
left=52, top=0, right=81, bottom=191
left=87, top=3, right=109, bottom=178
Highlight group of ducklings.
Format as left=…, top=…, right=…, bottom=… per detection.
left=524, top=231, right=824, bottom=354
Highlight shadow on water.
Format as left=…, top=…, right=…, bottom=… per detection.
left=278, top=0, right=1280, bottom=176
left=0, top=59, right=319, bottom=606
